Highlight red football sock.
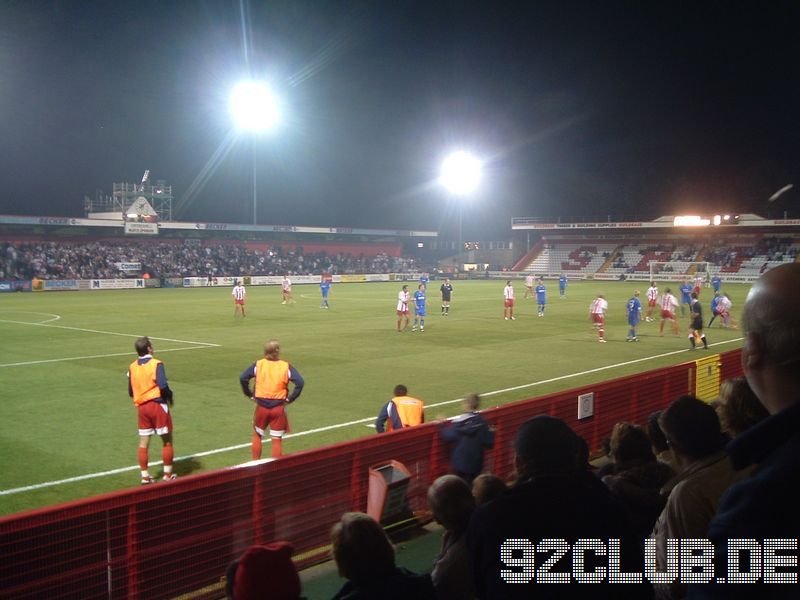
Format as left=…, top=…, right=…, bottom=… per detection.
left=162, top=445, right=174, bottom=468
left=251, top=433, right=262, bottom=460
left=138, top=447, right=148, bottom=471
left=271, top=437, right=283, bottom=458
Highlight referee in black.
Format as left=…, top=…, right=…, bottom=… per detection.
left=689, top=292, right=709, bottom=350
left=440, top=278, right=453, bottom=316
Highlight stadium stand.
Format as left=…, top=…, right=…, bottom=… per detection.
left=523, top=242, right=618, bottom=274
left=516, top=235, right=799, bottom=277
left=0, top=240, right=420, bottom=280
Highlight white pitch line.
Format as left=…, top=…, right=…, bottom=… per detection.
left=0, top=337, right=742, bottom=496
left=431, top=337, right=745, bottom=405
left=0, top=319, right=220, bottom=347
left=0, top=311, right=62, bottom=324
left=0, top=345, right=219, bottom=368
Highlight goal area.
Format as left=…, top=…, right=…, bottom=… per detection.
left=648, top=261, right=714, bottom=282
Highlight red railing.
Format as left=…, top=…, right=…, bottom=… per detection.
left=0, top=350, right=743, bottom=599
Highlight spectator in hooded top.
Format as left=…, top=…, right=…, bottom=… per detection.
left=438, top=393, right=495, bottom=485
left=693, top=263, right=800, bottom=600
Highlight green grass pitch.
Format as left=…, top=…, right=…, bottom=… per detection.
left=0, top=280, right=747, bottom=516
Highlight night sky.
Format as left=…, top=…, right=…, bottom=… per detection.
left=1, top=1, right=798, bottom=239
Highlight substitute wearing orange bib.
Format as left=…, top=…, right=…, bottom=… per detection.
left=375, top=384, right=425, bottom=432
left=240, top=340, right=304, bottom=459
left=127, top=336, right=176, bottom=484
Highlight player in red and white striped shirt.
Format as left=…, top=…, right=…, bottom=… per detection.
left=589, top=294, right=608, bottom=342
left=281, top=276, right=294, bottom=304
left=658, top=288, right=680, bottom=335
left=645, top=283, right=658, bottom=321
left=503, top=281, right=516, bottom=320
left=232, top=280, right=246, bottom=317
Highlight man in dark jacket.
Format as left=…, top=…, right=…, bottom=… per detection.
left=691, top=263, right=800, bottom=599
left=467, top=415, right=650, bottom=600
left=439, top=393, right=495, bottom=485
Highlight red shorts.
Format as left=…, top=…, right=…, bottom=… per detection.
left=254, top=404, right=289, bottom=438
left=591, top=313, right=604, bottom=324
left=137, top=401, right=172, bottom=436
left=397, top=309, right=409, bottom=316
left=693, top=286, right=701, bottom=295
left=661, top=310, right=675, bottom=320
left=235, top=299, right=244, bottom=305
left=648, top=299, right=657, bottom=308
left=504, top=299, right=515, bottom=308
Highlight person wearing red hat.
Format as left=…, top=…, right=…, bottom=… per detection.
left=225, top=541, right=303, bottom=600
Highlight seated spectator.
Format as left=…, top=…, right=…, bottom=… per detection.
left=650, top=396, right=751, bottom=599
left=427, top=475, right=476, bottom=599
left=224, top=542, right=303, bottom=600
left=438, top=393, right=495, bottom=485
left=714, top=377, right=768, bottom=439
left=467, top=415, right=646, bottom=599
left=590, top=436, right=613, bottom=474
left=330, top=512, right=435, bottom=600
left=646, top=411, right=676, bottom=471
left=601, top=422, right=674, bottom=540
left=471, top=473, right=507, bottom=506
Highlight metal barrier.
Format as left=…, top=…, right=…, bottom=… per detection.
left=0, top=349, right=743, bottom=599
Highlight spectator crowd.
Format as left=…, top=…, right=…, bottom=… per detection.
left=0, top=240, right=419, bottom=280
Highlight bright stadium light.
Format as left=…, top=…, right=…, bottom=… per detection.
left=230, top=81, right=280, bottom=132
left=439, top=151, right=482, bottom=195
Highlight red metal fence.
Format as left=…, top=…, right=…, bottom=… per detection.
left=0, top=349, right=743, bottom=599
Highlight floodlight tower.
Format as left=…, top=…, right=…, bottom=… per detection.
left=440, top=150, right=482, bottom=269
left=230, top=81, right=281, bottom=224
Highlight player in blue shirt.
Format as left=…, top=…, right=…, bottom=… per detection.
left=679, top=280, right=693, bottom=316
left=535, top=281, right=547, bottom=316
left=412, top=284, right=426, bottom=332
left=626, top=291, right=642, bottom=341
left=320, top=277, right=331, bottom=309
left=708, top=291, right=722, bottom=327
left=711, top=275, right=722, bottom=293
left=559, top=274, right=568, bottom=298
left=420, top=273, right=429, bottom=287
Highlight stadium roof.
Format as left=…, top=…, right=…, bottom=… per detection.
left=0, top=214, right=437, bottom=238
left=511, top=213, right=800, bottom=231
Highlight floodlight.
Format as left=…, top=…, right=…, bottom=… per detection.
left=440, top=151, right=482, bottom=195
left=230, top=81, right=280, bottom=132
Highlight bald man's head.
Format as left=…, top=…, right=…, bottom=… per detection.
left=742, top=263, right=800, bottom=414
left=742, top=263, right=800, bottom=373
left=427, top=475, right=475, bottom=533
